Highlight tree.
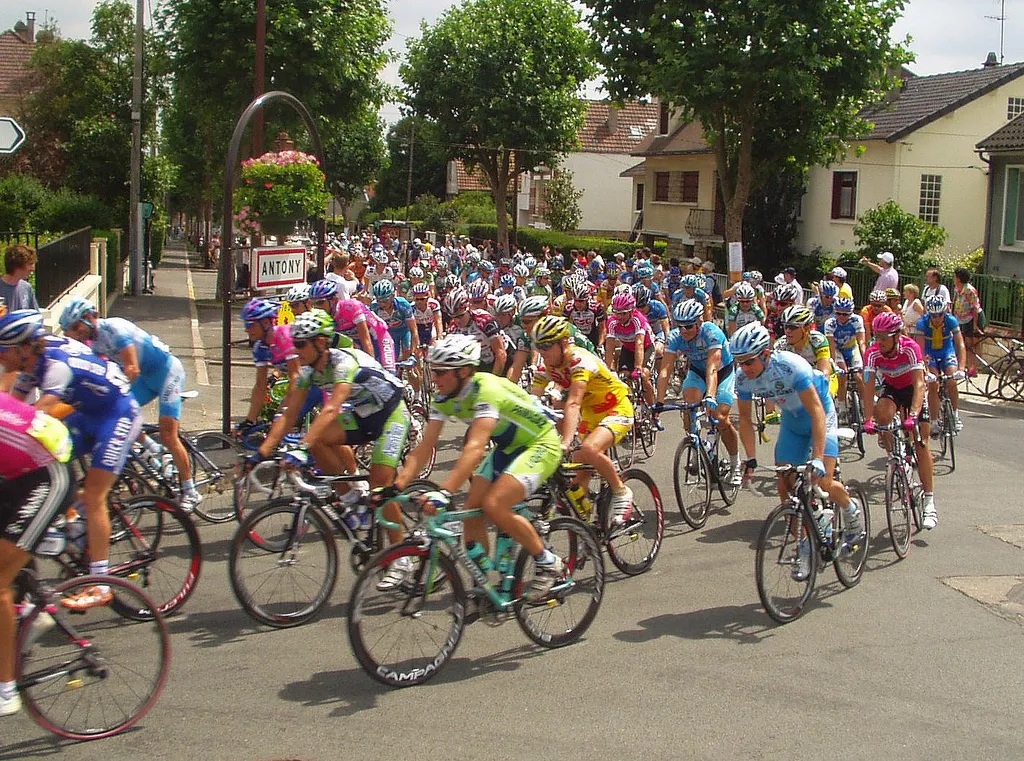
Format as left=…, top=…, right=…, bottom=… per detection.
left=742, top=164, right=806, bottom=269
left=372, top=116, right=449, bottom=211
left=586, top=0, right=912, bottom=262
left=321, top=106, right=388, bottom=223
left=401, top=0, right=596, bottom=253
left=544, top=168, right=583, bottom=232
left=853, top=200, right=947, bottom=275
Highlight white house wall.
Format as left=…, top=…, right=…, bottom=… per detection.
left=563, top=152, right=644, bottom=234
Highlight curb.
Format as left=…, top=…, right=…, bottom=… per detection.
left=959, top=395, right=1024, bottom=421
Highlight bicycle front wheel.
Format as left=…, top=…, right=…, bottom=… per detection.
left=755, top=504, right=817, bottom=624
left=605, top=469, right=664, bottom=575
left=940, top=398, right=956, bottom=471
left=188, top=431, right=244, bottom=523
left=834, top=481, right=871, bottom=588
left=996, top=358, right=1024, bottom=401
left=885, top=463, right=913, bottom=559
left=17, top=575, right=170, bottom=741
left=847, top=388, right=866, bottom=455
left=672, top=439, right=711, bottom=529
left=348, top=544, right=467, bottom=687
left=229, top=499, right=339, bottom=628
left=513, top=516, right=604, bottom=648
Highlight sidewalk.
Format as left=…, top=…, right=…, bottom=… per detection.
left=107, top=239, right=257, bottom=432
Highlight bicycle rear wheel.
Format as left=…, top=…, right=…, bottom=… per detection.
left=672, top=439, right=711, bottom=529
left=885, top=463, right=912, bottom=559
left=755, top=504, right=817, bottom=624
left=513, top=516, right=604, bottom=647
left=996, top=358, right=1024, bottom=401
left=940, top=398, right=956, bottom=471
left=604, top=469, right=664, bottom=574
left=348, top=544, right=466, bottom=687
left=108, top=495, right=202, bottom=619
left=847, top=388, right=865, bottom=455
left=407, top=402, right=436, bottom=478
left=17, top=575, right=170, bottom=741
left=188, top=431, right=244, bottom=523
left=834, top=481, right=870, bottom=588
left=229, top=499, right=339, bottom=628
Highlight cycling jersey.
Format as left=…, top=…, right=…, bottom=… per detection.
left=774, top=331, right=831, bottom=366
left=726, top=303, right=765, bottom=330
left=644, top=300, right=670, bottom=340
left=563, top=299, right=606, bottom=340
left=606, top=310, right=654, bottom=349
left=449, top=309, right=502, bottom=366
left=91, top=317, right=173, bottom=381
left=807, top=296, right=836, bottom=327
left=665, top=322, right=733, bottom=375
left=532, top=345, right=630, bottom=416
left=672, top=288, right=709, bottom=307
left=864, top=335, right=924, bottom=390
left=412, top=297, right=442, bottom=345
left=860, top=305, right=892, bottom=334
left=332, top=298, right=395, bottom=371
left=0, top=391, right=72, bottom=479
left=371, top=296, right=415, bottom=346
left=296, top=347, right=404, bottom=418
left=824, top=314, right=865, bottom=352
left=253, top=323, right=298, bottom=370
left=916, top=313, right=961, bottom=355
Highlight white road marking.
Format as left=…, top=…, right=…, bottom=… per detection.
left=184, top=252, right=210, bottom=386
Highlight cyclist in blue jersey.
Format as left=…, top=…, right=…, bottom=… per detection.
left=823, top=296, right=867, bottom=422
left=0, top=310, right=142, bottom=610
left=807, top=280, right=838, bottom=330
left=370, top=279, right=420, bottom=360
left=655, top=299, right=742, bottom=485
left=916, top=293, right=966, bottom=432
left=59, top=297, right=201, bottom=511
left=673, top=274, right=711, bottom=317
left=634, top=284, right=669, bottom=380
left=730, top=322, right=863, bottom=579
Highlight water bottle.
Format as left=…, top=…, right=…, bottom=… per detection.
left=565, top=483, right=593, bottom=521
left=36, top=525, right=67, bottom=556
left=160, top=453, right=177, bottom=481
left=814, top=503, right=834, bottom=541
left=494, top=533, right=515, bottom=594
left=66, top=517, right=88, bottom=554
left=466, top=541, right=493, bottom=574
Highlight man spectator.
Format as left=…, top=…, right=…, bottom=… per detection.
left=702, top=259, right=723, bottom=305
left=0, top=244, right=40, bottom=311
left=860, top=250, right=899, bottom=292
left=777, top=267, right=804, bottom=304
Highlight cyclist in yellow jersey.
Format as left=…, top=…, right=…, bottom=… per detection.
left=531, top=316, right=635, bottom=525
left=775, top=304, right=838, bottom=397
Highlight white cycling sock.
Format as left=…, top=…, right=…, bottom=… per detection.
left=0, top=681, right=15, bottom=700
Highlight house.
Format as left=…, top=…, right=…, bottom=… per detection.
left=445, top=100, right=660, bottom=237
left=624, top=56, right=1024, bottom=264
left=976, top=113, right=1024, bottom=278
left=0, top=13, right=35, bottom=117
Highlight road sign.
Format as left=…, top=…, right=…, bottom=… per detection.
left=254, top=246, right=306, bottom=289
left=140, top=201, right=155, bottom=221
left=0, top=117, right=26, bottom=154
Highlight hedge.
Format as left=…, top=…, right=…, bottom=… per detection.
left=458, top=224, right=667, bottom=259
left=94, top=229, right=122, bottom=295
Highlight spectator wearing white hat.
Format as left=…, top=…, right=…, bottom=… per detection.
left=860, top=251, right=899, bottom=292
left=829, top=266, right=854, bottom=300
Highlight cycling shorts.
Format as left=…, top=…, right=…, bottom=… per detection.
left=682, top=367, right=737, bottom=407
left=616, top=346, right=656, bottom=374
left=878, top=383, right=930, bottom=423
left=838, top=346, right=864, bottom=371
left=924, top=350, right=958, bottom=372
left=66, top=398, right=142, bottom=474
left=0, top=461, right=74, bottom=552
left=774, top=414, right=840, bottom=466
left=339, top=398, right=408, bottom=469
left=391, top=330, right=412, bottom=353
left=580, top=396, right=634, bottom=446
left=131, top=355, right=187, bottom=419
left=475, top=428, right=562, bottom=498
left=416, top=323, right=434, bottom=346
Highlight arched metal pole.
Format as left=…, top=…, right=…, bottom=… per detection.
left=220, top=90, right=328, bottom=433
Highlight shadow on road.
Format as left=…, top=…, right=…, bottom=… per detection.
left=613, top=602, right=775, bottom=645
left=166, top=606, right=274, bottom=648
left=694, top=518, right=763, bottom=549
left=0, top=735, right=67, bottom=760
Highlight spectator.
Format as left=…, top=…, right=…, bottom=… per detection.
left=0, top=244, right=40, bottom=311
left=777, top=266, right=804, bottom=304
left=701, top=260, right=723, bottom=305
left=829, top=267, right=854, bottom=299
left=922, top=267, right=951, bottom=305
left=952, top=267, right=981, bottom=377
left=901, top=283, right=926, bottom=336
left=860, top=250, right=900, bottom=292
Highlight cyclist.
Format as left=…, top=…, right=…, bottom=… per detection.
left=410, top=282, right=443, bottom=349
left=286, top=283, right=312, bottom=316
left=0, top=390, right=73, bottom=717
left=563, top=279, right=607, bottom=350
left=0, top=310, right=142, bottom=610
left=916, top=293, right=966, bottom=434
left=370, top=279, right=420, bottom=364
left=59, top=297, right=200, bottom=510
left=774, top=304, right=835, bottom=380
left=655, top=298, right=742, bottom=486
left=823, top=296, right=867, bottom=423
left=506, top=295, right=553, bottom=384
left=605, top=290, right=655, bottom=405
left=530, top=316, right=635, bottom=523
left=860, top=290, right=892, bottom=344
left=467, top=278, right=495, bottom=315
left=730, top=322, right=864, bottom=579
left=807, top=280, right=838, bottom=330
left=391, top=334, right=565, bottom=601
left=443, top=288, right=507, bottom=375
left=333, top=297, right=396, bottom=372
left=863, top=311, right=938, bottom=529
left=725, top=282, right=765, bottom=336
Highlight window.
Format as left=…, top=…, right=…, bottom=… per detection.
left=635, top=183, right=645, bottom=211
left=831, top=171, right=858, bottom=219
left=1008, top=97, right=1024, bottom=121
left=680, top=171, right=699, bottom=203
left=1002, top=166, right=1024, bottom=247
left=654, top=172, right=670, bottom=202
left=919, top=174, right=942, bottom=224
left=659, top=103, right=670, bottom=135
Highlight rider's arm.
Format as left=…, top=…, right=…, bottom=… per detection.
left=304, top=381, right=351, bottom=449
left=655, top=350, right=676, bottom=403
left=909, top=368, right=926, bottom=419
left=257, top=382, right=308, bottom=458
left=395, top=418, right=444, bottom=490
left=118, top=345, right=141, bottom=382
left=862, top=371, right=877, bottom=420
left=856, top=328, right=866, bottom=357
left=560, top=380, right=587, bottom=450
left=828, top=336, right=845, bottom=369
left=704, top=347, right=721, bottom=398
left=737, top=398, right=757, bottom=461
left=797, top=385, right=827, bottom=463
left=508, top=349, right=528, bottom=384
left=441, top=415, right=498, bottom=494
left=356, top=321, right=376, bottom=359
left=814, top=352, right=831, bottom=376
left=490, top=335, right=507, bottom=376
left=406, top=318, right=420, bottom=354
left=245, top=365, right=270, bottom=423
left=633, top=333, right=645, bottom=368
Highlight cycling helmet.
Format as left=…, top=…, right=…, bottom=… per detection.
left=734, top=282, right=756, bottom=301
left=241, top=298, right=280, bottom=323
left=291, top=308, right=335, bottom=341
left=309, top=279, right=339, bottom=301
left=467, top=251, right=481, bottom=264
left=443, top=288, right=469, bottom=316
left=0, top=309, right=45, bottom=346
left=611, top=291, right=636, bottom=313
left=493, top=294, right=518, bottom=315
left=512, top=264, right=529, bottom=279
left=872, top=311, right=904, bottom=336
left=925, top=294, right=949, bottom=314
left=371, top=249, right=389, bottom=265
left=869, top=289, right=886, bottom=304
left=531, top=315, right=572, bottom=346
left=512, top=252, right=524, bottom=264
left=286, top=283, right=311, bottom=303
left=58, top=297, right=98, bottom=332
left=885, top=287, right=900, bottom=299
left=499, top=257, right=512, bottom=268
left=436, top=259, right=450, bottom=271
left=614, top=282, right=632, bottom=295
left=589, top=259, right=602, bottom=271
left=372, top=279, right=396, bottom=301
left=519, top=295, right=550, bottom=320
left=480, top=260, right=495, bottom=273
left=730, top=322, right=772, bottom=358
left=834, top=296, right=855, bottom=313
left=818, top=280, right=839, bottom=297
left=499, top=273, right=516, bottom=289
left=570, top=279, right=591, bottom=300
left=774, top=283, right=800, bottom=303
left=636, top=264, right=655, bottom=279
left=681, top=274, right=701, bottom=289
left=550, top=255, right=564, bottom=270
left=748, top=270, right=764, bottom=284
left=468, top=279, right=489, bottom=299
left=781, top=304, right=814, bottom=326
left=605, top=263, right=619, bottom=276
left=408, top=266, right=424, bottom=279
left=673, top=299, right=704, bottom=324
left=428, top=334, right=481, bottom=368
left=411, top=282, right=431, bottom=296
left=535, top=266, right=550, bottom=278
left=830, top=266, right=848, bottom=279
left=523, top=256, right=537, bottom=270
left=669, top=266, right=681, bottom=277
left=631, top=284, right=651, bottom=308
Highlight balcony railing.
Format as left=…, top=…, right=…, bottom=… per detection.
left=685, top=208, right=725, bottom=240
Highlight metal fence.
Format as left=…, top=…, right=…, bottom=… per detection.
left=0, top=231, right=40, bottom=250
left=35, top=227, right=93, bottom=307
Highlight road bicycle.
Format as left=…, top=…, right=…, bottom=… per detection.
left=835, top=367, right=866, bottom=455
left=347, top=497, right=604, bottom=687
left=869, top=417, right=925, bottom=558
left=930, top=370, right=963, bottom=471
left=960, top=334, right=1024, bottom=400
left=754, top=461, right=871, bottom=624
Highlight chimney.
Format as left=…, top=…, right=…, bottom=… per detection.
left=983, top=51, right=999, bottom=68
left=606, top=104, right=619, bottom=135
left=25, top=11, right=35, bottom=43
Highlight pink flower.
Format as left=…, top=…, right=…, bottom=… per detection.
left=264, top=182, right=274, bottom=189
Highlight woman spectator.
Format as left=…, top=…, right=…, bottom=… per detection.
left=901, top=283, right=926, bottom=337
left=952, top=267, right=981, bottom=377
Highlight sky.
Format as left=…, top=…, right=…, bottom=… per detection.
left=6, top=0, right=1023, bottom=125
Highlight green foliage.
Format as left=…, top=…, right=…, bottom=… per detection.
left=0, top=174, right=52, bottom=230
left=544, top=170, right=584, bottom=232
left=853, top=200, right=948, bottom=276
left=742, top=165, right=806, bottom=269
left=940, top=247, right=985, bottom=274
left=409, top=193, right=442, bottom=224
left=233, top=151, right=330, bottom=228
left=461, top=224, right=654, bottom=259
left=29, top=189, right=114, bottom=232
left=321, top=106, right=388, bottom=204
left=372, top=116, right=449, bottom=211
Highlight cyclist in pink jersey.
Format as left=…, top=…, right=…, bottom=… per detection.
left=333, top=298, right=396, bottom=372
left=862, top=312, right=938, bottom=529
left=604, top=290, right=655, bottom=405
left=0, top=391, right=74, bottom=716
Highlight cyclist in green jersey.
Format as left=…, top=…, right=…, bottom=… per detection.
left=394, top=334, right=566, bottom=601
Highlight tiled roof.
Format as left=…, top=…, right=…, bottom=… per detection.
left=619, top=161, right=646, bottom=178
left=0, top=29, right=33, bottom=100
left=577, top=100, right=660, bottom=154
left=861, top=62, right=1024, bottom=141
left=454, top=161, right=494, bottom=193
left=977, top=112, right=1024, bottom=152
left=632, top=120, right=712, bottom=157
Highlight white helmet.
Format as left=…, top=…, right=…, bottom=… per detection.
left=734, top=282, right=756, bottom=300
left=427, top=334, right=481, bottom=368
left=730, top=321, right=772, bottom=358
left=493, top=294, right=518, bottom=314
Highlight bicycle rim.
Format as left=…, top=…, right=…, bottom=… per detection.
left=189, top=431, right=244, bottom=523
left=942, top=399, right=956, bottom=471
left=672, top=440, right=711, bottom=529
left=834, top=481, right=870, bottom=588
left=605, top=470, right=664, bottom=575
left=755, top=504, right=817, bottom=623
left=885, top=464, right=912, bottom=558
left=234, top=459, right=296, bottom=525
left=713, top=453, right=740, bottom=506
left=348, top=544, right=466, bottom=687
left=17, top=575, right=170, bottom=740
left=848, top=390, right=865, bottom=454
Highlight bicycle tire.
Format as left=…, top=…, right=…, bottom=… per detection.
left=108, top=495, right=202, bottom=619
left=755, top=504, right=817, bottom=624
left=407, top=403, right=436, bottom=478
left=513, top=516, right=604, bottom=647
left=847, top=387, right=865, bottom=455
left=997, top=358, right=1024, bottom=401
left=108, top=469, right=155, bottom=541
left=834, top=481, right=870, bottom=588
left=713, top=452, right=740, bottom=506
left=672, top=439, right=711, bottom=529
left=17, top=575, right=170, bottom=741
left=885, top=462, right=912, bottom=559
left=604, top=469, right=664, bottom=575
left=229, top=499, right=339, bottom=628
left=348, top=543, right=466, bottom=687
left=189, top=431, right=244, bottom=523
left=941, top=397, right=956, bottom=471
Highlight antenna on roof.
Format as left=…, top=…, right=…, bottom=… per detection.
left=985, top=0, right=1007, bottom=65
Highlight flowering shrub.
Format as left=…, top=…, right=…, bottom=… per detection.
left=233, top=150, right=329, bottom=232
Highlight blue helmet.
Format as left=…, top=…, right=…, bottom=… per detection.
left=499, top=273, right=516, bottom=289
left=730, top=322, right=772, bottom=358
left=309, top=279, right=339, bottom=301
left=681, top=274, right=701, bottom=289
left=631, top=283, right=651, bottom=308
left=468, top=279, right=489, bottom=299
left=818, top=280, right=839, bottom=298
left=0, top=309, right=46, bottom=346
left=372, top=279, right=395, bottom=300
left=241, top=298, right=279, bottom=323
left=58, top=297, right=98, bottom=332
left=673, top=299, right=704, bottom=324
left=834, top=296, right=855, bottom=312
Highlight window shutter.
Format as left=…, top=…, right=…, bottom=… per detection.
left=831, top=173, right=842, bottom=219
left=1005, top=168, right=1020, bottom=246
